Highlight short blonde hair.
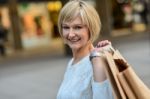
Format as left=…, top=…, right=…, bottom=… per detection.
left=58, top=0, right=101, bottom=42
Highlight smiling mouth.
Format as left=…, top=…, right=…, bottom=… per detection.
left=68, top=38, right=81, bottom=43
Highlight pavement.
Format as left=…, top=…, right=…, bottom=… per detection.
left=0, top=32, right=150, bottom=99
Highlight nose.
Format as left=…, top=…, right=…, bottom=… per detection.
left=68, top=28, right=75, bottom=39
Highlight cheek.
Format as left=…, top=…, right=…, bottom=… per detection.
left=83, top=30, right=90, bottom=41
left=82, top=27, right=90, bottom=39
left=87, top=32, right=90, bottom=40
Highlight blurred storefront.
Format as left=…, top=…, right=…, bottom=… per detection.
left=18, top=2, right=62, bottom=49
left=0, top=0, right=64, bottom=56
left=111, top=0, right=150, bottom=36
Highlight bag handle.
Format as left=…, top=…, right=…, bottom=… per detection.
left=101, top=45, right=115, bottom=54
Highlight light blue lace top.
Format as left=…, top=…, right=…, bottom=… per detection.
left=57, top=55, right=114, bottom=99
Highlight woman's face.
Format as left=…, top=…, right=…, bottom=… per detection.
left=62, top=16, right=90, bottom=51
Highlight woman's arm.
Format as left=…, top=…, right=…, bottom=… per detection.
left=90, top=40, right=112, bottom=82
left=91, top=56, right=107, bottom=82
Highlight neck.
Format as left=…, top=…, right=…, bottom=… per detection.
left=72, top=42, right=94, bottom=64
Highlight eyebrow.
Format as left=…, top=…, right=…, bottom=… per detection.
left=62, top=24, right=84, bottom=26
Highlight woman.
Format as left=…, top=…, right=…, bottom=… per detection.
left=57, top=0, right=114, bottom=99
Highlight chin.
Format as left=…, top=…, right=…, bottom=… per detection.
left=69, top=44, right=81, bottom=51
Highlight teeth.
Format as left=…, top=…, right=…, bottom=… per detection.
left=71, top=40, right=78, bottom=41
left=70, top=39, right=79, bottom=42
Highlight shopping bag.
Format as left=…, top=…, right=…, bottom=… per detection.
left=104, top=49, right=150, bottom=99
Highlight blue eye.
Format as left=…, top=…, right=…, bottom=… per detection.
left=62, top=26, right=70, bottom=29
left=74, top=26, right=82, bottom=30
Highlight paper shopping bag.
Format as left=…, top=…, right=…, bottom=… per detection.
left=104, top=50, right=150, bottom=99
left=104, top=51, right=126, bottom=99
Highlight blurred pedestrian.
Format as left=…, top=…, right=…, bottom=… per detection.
left=57, top=0, right=114, bottom=99
left=0, top=12, right=8, bottom=56
left=138, top=0, right=150, bottom=25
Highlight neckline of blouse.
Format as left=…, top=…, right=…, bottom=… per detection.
left=69, top=54, right=90, bottom=68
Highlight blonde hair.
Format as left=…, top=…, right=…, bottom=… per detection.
left=58, top=0, right=101, bottom=42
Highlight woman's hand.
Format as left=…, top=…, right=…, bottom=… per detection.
left=94, top=40, right=112, bottom=52
left=97, top=40, right=111, bottom=48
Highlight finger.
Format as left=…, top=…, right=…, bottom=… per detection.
left=107, top=41, right=111, bottom=45
left=96, top=40, right=111, bottom=48
left=101, top=40, right=109, bottom=47
left=97, top=40, right=106, bottom=47
left=102, top=41, right=107, bottom=47
left=96, top=42, right=101, bottom=48
left=103, top=40, right=112, bottom=46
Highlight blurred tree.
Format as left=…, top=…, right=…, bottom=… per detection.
left=8, top=0, right=23, bottom=50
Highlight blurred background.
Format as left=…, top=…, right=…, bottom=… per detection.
left=0, top=0, right=150, bottom=99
